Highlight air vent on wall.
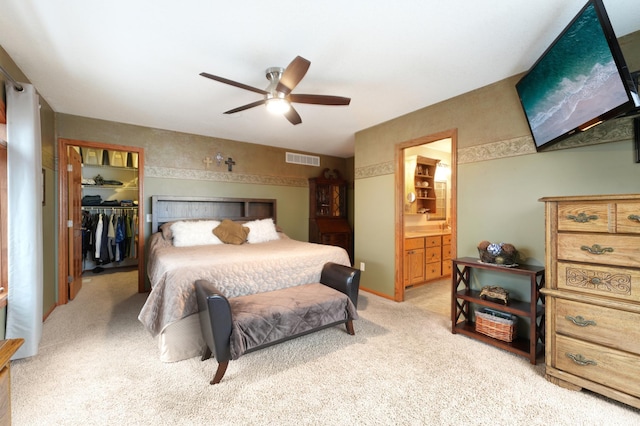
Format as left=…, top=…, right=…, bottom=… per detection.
left=285, top=152, right=320, bottom=167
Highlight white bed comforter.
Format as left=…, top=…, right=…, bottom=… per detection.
left=138, top=232, right=351, bottom=337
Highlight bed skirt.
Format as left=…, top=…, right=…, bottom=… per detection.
left=157, top=314, right=205, bottom=363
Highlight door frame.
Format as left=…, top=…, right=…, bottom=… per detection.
left=394, top=129, right=458, bottom=302
left=57, top=138, right=145, bottom=305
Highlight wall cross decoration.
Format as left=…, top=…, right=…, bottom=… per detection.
left=225, top=157, right=236, bottom=172
left=203, top=156, right=213, bottom=169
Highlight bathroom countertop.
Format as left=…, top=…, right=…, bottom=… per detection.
left=405, top=230, right=451, bottom=238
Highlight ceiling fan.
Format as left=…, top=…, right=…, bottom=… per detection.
left=200, top=56, right=351, bottom=125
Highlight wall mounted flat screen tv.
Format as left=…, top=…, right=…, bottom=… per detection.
left=516, top=0, right=639, bottom=151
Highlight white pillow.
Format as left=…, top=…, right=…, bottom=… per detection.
left=170, top=220, right=222, bottom=247
left=245, top=218, right=280, bottom=244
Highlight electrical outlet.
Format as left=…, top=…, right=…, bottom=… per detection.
left=359, top=262, right=365, bottom=271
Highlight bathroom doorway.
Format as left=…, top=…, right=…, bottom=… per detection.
left=394, top=129, right=457, bottom=302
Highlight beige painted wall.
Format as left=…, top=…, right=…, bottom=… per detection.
left=354, top=30, right=640, bottom=297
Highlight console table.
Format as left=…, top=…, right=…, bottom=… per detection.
left=451, top=257, right=545, bottom=364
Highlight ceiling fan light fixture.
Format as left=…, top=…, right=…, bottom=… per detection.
left=200, top=56, right=350, bottom=125
left=265, top=97, right=291, bottom=115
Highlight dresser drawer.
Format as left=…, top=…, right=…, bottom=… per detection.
left=554, top=334, right=640, bottom=398
left=425, top=235, right=441, bottom=248
left=557, top=233, right=640, bottom=267
left=425, top=261, right=441, bottom=280
left=442, top=244, right=451, bottom=260
left=616, top=202, right=640, bottom=234
left=557, top=203, right=610, bottom=233
left=555, top=298, right=640, bottom=354
left=556, top=261, right=640, bottom=303
left=425, top=246, right=441, bottom=263
left=442, top=234, right=451, bottom=245
left=405, top=237, right=424, bottom=251
left=442, top=260, right=452, bottom=276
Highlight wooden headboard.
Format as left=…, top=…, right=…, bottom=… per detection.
left=151, top=195, right=277, bottom=233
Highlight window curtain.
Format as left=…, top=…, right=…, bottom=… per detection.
left=5, top=82, right=43, bottom=359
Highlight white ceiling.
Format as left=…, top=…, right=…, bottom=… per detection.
left=1, top=1, right=639, bottom=158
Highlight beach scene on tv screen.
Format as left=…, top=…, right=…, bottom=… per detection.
left=518, top=3, right=629, bottom=148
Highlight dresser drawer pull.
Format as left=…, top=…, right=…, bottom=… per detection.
left=565, top=315, right=596, bottom=327
left=567, top=213, right=598, bottom=223
left=629, top=214, right=640, bottom=223
left=580, top=244, right=613, bottom=255
left=566, top=353, right=597, bottom=366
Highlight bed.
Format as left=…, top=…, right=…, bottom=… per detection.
left=139, top=195, right=351, bottom=362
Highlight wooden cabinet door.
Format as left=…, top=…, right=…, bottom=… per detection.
left=67, top=147, right=83, bottom=300
left=408, top=248, right=425, bottom=285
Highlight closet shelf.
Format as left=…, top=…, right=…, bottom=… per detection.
left=82, top=164, right=138, bottom=171
left=82, top=185, right=138, bottom=189
left=81, top=206, right=138, bottom=210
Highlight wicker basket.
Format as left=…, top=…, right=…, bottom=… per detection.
left=475, top=308, right=517, bottom=342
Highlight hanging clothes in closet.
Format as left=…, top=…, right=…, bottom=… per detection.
left=82, top=208, right=138, bottom=270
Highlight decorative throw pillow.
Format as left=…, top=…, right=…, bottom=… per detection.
left=160, top=221, right=179, bottom=240
left=245, top=218, right=280, bottom=244
left=170, top=220, right=222, bottom=247
left=213, top=219, right=249, bottom=245
left=160, top=219, right=204, bottom=240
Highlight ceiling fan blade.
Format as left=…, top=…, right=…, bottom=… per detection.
left=288, top=94, right=351, bottom=106
left=284, top=106, right=302, bottom=125
left=200, top=72, right=268, bottom=95
left=276, top=56, right=311, bottom=95
left=224, top=99, right=267, bottom=114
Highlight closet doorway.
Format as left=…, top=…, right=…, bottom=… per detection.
left=394, top=129, right=457, bottom=302
left=57, top=138, right=145, bottom=305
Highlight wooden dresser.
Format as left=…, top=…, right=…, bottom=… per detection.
left=540, top=194, right=640, bottom=409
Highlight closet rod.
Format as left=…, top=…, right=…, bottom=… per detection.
left=81, top=206, right=138, bottom=211
left=0, top=65, right=24, bottom=92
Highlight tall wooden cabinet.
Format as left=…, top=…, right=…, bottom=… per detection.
left=309, top=169, right=353, bottom=263
left=540, top=194, right=640, bottom=409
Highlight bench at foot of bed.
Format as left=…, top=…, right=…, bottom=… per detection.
left=195, top=262, right=361, bottom=384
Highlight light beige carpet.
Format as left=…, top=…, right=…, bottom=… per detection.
left=11, top=269, right=640, bottom=425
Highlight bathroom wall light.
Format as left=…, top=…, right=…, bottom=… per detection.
left=435, top=163, right=450, bottom=182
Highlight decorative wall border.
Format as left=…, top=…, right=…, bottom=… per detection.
left=354, top=161, right=394, bottom=179
left=457, top=136, right=535, bottom=164
left=145, top=166, right=308, bottom=187
left=354, top=116, right=636, bottom=179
